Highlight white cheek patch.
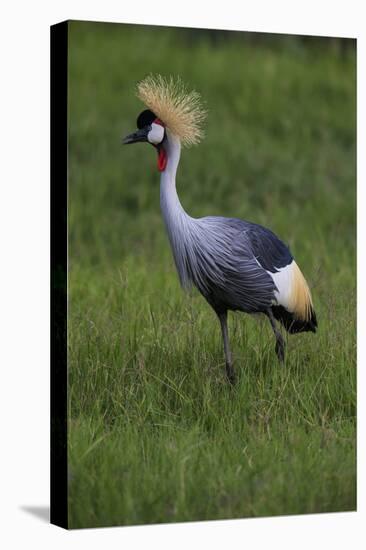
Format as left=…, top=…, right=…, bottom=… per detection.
left=147, top=122, right=165, bottom=145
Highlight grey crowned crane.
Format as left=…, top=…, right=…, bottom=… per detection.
left=123, top=75, right=317, bottom=384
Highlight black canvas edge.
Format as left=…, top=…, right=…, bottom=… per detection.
left=50, top=20, right=68, bottom=529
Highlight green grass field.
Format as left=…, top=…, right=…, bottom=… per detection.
left=67, top=21, right=356, bottom=528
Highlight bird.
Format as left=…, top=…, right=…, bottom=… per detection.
left=122, top=74, right=317, bottom=384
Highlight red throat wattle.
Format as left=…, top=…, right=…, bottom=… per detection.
left=154, top=118, right=167, bottom=172
left=157, top=146, right=167, bottom=172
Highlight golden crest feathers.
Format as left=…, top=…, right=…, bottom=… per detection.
left=136, top=74, right=207, bottom=147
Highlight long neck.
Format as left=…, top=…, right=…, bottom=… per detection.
left=160, top=132, right=193, bottom=287
left=160, top=131, right=185, bottom=220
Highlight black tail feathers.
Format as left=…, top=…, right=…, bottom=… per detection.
left=271, top=305, right=317, bottom=334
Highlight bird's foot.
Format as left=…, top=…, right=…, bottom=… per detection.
left=275, top=336, right=285, bottom=362
left=226, top=363, right=237, bottom=385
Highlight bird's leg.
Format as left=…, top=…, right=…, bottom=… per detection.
left=267, top=308, right=285, bottom=362
left=218, top=311, right=236, bottom=384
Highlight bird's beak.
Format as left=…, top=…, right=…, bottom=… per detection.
left=122, top=127, right=148, bottom=145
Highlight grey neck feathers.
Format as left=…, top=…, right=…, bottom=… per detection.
left=160, top=132, right=196, bottom=289
left=160, top=132, right=239, bottom=296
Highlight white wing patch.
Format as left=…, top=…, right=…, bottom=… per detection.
left=267, top=262, right=294, bottom=310
left=266, top=260, right=313, bottom=321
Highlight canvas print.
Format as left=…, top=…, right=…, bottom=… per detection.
left=51, top=20, right=356, bottom=529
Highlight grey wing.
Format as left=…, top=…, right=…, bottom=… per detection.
left=243, top=221, right=293, bottom=272
left=217, top=229, right=277, bottom=313
left=196, top=217, right=277, bottom=314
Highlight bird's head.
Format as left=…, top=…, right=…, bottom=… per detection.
left=122, top=74, right=207, bottom=172
left=122, top=109, right=167, bottom=171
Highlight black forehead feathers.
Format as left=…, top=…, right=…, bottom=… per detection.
left=137, top=109, right=157, bottom=129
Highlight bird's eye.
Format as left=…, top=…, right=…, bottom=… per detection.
left=147, top=122, right=165, bottom=145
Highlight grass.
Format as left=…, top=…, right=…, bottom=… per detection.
left=67, top=21, right=356, bottom=528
